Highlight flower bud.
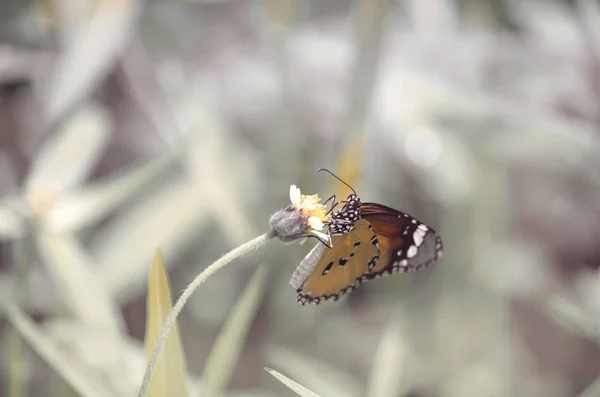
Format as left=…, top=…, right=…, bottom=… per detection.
left=269, top=207, right=310, bottom=242
left=269, top=185, right=331, bottom=244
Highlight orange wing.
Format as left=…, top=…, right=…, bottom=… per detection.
left=296, top=219, right=379, bottom=305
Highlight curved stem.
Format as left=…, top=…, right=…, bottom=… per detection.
left=137, top=231, right=275, bottom=397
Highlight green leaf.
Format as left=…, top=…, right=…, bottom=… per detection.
left=43, top=0, right=140, bottom=123
left=267, top=347, right=361, bottom=397
left=43, top=151, right=177, bottom=233
left=35, top=232, right=124, bottom=333
left=95, top=178, right=210, bottom=302
left=144, top=248, right=189, bottom=397
left=24, top=105, right=110, bottom=195
left=4, top=304, right=110, bottom=397
left=200, top=264, right=268, bottom=397
left=366, top=311, right=411, bottom=397
left=264, top=367, right=321, bottom=397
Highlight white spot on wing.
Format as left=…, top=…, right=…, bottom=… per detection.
left=413, top=231, right=423, bottom=247
left=407, top=245, right=418, bottom=258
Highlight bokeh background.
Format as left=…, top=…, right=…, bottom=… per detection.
left=1, top=0, right=600, bottom=396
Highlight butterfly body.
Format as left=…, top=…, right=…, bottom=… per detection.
left=289, top=243, right=325, bottom=290
left=326, top=194, right=361, bottom=235
left=293, top=190, right=443, bottom=305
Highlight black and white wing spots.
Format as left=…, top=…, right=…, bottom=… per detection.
left=296, top=219, right=380, bottom=305
left=378, top=214, right=442, bottom=277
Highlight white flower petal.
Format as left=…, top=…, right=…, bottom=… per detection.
left=308, top=216, right=324, bottom=230
left=310, top=229, right=331, bottom=245
left=289, top=185, right=301, bottom=207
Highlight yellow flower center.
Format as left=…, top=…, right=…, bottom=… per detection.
left=298, top=194, right=330, bottom=224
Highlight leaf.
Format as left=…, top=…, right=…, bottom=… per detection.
left=264, top=367, right=321, bottom=397
left=94, top=178, right=209, bottom=302
left=261, top=0, right=299, bottom=28
left=0, top=199, right=26, bottom=240
left=3, top=304, right=110, bottom=397
left=144, top=248, right=189, bottom=397
left=333, top=135, right=363, bottom=198
left=43, top=0, right=141, bottom=123
left=42, top=151, right=177, bottom=233
left=366, top=311, right=411, bottom=397
left=43, top=319, right=202, bottom=396
left=266, top=347, right=361, bottom=397
left=182, top=98, right=256, bottom=245
left=35, top=232, right=124, bottom=333
left=547, top=295, right=600, bottom=343
left=24, top=104, right=111, bottom=196
left=200, top=264, right=268, bottom=397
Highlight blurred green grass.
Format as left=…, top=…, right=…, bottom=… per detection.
left=2, top=0, right=600, bottom=397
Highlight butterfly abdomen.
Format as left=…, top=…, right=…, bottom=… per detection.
left=289, top=243, right=325, bottom=290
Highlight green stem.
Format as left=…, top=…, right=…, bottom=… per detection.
left=137, top=231, right=275, bottom=397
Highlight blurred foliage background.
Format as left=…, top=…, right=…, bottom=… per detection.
left=1, top=0, right=600, bottom=396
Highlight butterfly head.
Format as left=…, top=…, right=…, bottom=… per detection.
left=326, top=193, right=361, bottom=235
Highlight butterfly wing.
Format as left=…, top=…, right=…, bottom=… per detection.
left=361, top=202, right=443, bottom=276
left=296, top=219, right=380, bottom=305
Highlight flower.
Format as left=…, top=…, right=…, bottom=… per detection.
left=269, top=185, right=331, bottom=244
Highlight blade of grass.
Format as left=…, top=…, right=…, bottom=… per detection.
left=333, top=135, right=364, bottom=197
left=0, top=200, right=25, bottom=239
left=43, top=150, right=177, bottom=233
left=35, top=232, right=124, bottom=333
left=24, top=104, right=111, bottom=195
left=138, top=232, right=274, bottom=397
left=43, top=0, right=141, bottom=123
left=338, top=0, right=390, bottom=144
left=6, top=237, right=34, bottom=397
left=178, top=87, right=256, bottom=245
left=94, top=178, right=210, bottom=302
left=267, top=347, right=361, bottom=397
left=264, top=367, right=321, bottom=397
left=43, top=318, right=201, bottom=396
left=366, top=310, right=411, bottom=397
left=261, top=0, right=299, bottom=28
left=330, top=0, right=390, bottom=197
left=547, top=295, right=600, bottom=345
left=3, top=304, right=110, bottom=397
left=200, top=264, right=268, bottom=397
left=144, top=248, right=189, bottom=397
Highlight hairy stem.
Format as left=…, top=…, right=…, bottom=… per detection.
left=137, top=231, right=275, bottom=397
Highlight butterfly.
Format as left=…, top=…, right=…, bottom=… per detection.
left=290, top=169, right=443, bottom=305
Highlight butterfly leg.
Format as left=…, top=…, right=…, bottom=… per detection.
left=323, top=195, right=342, bottom=217
left=322, top=194, right=336, bottom=207
left=324, top=199, right=351, bottom=217
left=325, top=202, right=341, bottom=217
left=312, top=232, right=334, bottom=249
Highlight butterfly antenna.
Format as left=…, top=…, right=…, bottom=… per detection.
left=316, top=168, right=357, bottom=195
